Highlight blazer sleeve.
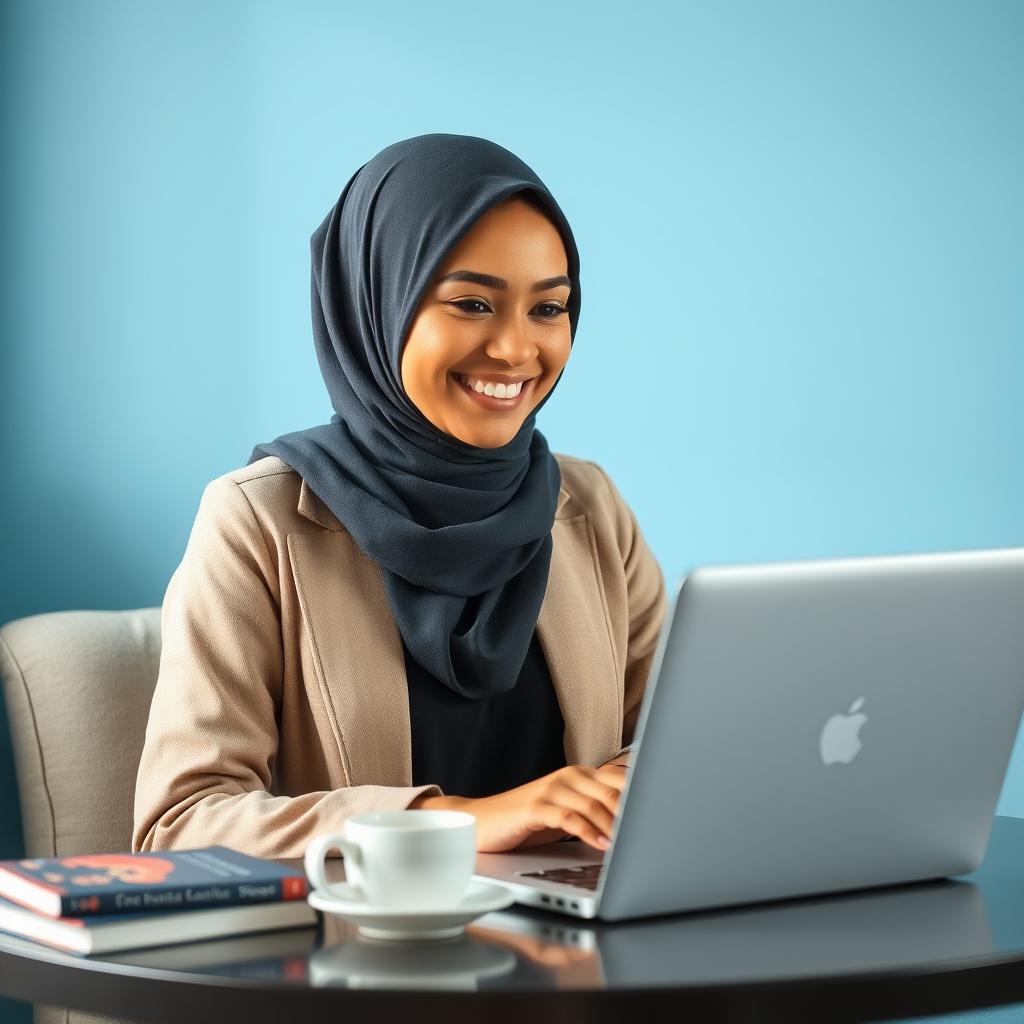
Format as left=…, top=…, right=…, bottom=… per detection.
left=592, top=463, right=670, bottom=759
left=131, top=475, right=443, bottom=860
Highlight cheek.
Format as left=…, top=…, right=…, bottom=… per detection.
left=542, top=333, right=572, bottom=372
left=401, top=334, right=444, bottom=395
left=415, top=317, right=478, bottom=371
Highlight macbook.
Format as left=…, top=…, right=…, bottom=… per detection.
left=473, top=546, right=1024, bottom=921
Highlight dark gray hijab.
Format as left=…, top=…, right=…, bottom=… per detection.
left=247, top=133, right=582, bottom=700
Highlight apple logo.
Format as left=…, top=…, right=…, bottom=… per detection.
left=819, top=697, right=868, bottom=765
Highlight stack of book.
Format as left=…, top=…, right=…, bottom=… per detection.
left=0, top=845, right=317, bottom=956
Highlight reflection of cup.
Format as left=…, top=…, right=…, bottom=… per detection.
left=309, top=933, right=517, bottom=990
left=304, top=810, right=476, bottom=910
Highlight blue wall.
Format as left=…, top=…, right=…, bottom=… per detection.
left=0, top=2, right=1021, bottom=1021
left=2, top=0, right=1022, bottom=858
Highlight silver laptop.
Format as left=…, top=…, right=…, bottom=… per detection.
left=473, top=546, right=1024, bottom=921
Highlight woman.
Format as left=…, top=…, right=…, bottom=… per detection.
left=132, top=134, right=668, bottom=860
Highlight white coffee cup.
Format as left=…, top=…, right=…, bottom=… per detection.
left=304, top=809, right=477, bottom=910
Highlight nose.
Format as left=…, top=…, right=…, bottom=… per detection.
left=483, top=312, right=537, bottom=367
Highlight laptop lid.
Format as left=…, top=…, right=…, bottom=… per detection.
left=598, top=546, right=1024, bottom=921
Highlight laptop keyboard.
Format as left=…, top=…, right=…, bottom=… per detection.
left=519, top=863, right=603, bottom=890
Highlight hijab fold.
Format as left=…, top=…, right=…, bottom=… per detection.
left=247, top=133, right=582, bottom=700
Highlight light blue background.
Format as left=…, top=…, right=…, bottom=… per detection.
left=1, top=2, right=1022, bottom=1019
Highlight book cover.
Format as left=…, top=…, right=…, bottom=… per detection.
left=0, top=846, right=308, bottom=919
left=0, top=893, right=318, bottom=956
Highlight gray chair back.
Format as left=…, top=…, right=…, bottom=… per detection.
left=0, top=608, right=161, bottom=857
left=0, top=608, right=162, bottom=1024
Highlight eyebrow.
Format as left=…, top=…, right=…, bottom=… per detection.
left=436, top=270, right=571, bottom=293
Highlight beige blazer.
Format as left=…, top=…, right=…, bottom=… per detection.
left=132, top=453, right=669, bottom=859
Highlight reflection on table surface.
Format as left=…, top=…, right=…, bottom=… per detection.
left=82, top=817, right=1024, bottom=993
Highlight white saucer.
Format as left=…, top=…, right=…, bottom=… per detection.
left=307, top=879, right=516, bottom=940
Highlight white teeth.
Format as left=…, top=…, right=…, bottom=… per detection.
left=458, top=375, right=524, bottom=398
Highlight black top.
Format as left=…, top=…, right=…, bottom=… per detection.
left=405, top=629, right=567, bottom=798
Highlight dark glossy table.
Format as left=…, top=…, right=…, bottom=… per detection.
left=2, top=816, right=1024, bottom=1024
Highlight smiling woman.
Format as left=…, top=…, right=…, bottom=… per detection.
left=131, top=134, right=669, bottom=861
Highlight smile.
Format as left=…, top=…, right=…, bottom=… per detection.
left=451, top=373, right=535, bottom=411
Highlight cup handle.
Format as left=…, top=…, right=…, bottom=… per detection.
left=304, top=833, right=366, bottom=901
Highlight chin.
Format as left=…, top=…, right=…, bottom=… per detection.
left=457, top=427, right=521, bottom=449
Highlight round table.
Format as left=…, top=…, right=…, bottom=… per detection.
left=2, top=816, right=1024, bottom=1024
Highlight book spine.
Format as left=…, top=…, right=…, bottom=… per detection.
left=60, top=874, right=308, bottom=917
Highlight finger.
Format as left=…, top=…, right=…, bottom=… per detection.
left=592, top=762, right=627, bottom=779
left=558, top=771, right=623, bottom=823
left=534, top=798, right=611, bottom=851
left=560, top=763, right=626, bottom=791
left=517, top=827, right=567, bottom=849
left=548, top=783, right=618, bottom=839
left=590, top=764, right=628, bottom=792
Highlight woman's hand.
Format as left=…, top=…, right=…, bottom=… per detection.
left=408, top=763, right=628, bottom=853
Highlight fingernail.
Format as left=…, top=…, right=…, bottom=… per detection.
left=597, top=835, right=611, bottom=850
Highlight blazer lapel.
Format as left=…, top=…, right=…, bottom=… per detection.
left=536, top=513, right=623, bottom=766
left=289, top=478, right=622, bottom=790
left=288, top=526, right=412, bottom=788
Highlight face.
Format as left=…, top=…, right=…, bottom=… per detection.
left=400, top=196, right=573, bottom=449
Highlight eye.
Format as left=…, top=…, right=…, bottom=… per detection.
left=447, top=299, right=492, bottom=315
left=534, top=303, right=570, bottom=320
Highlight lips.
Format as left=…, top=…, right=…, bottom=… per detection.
left=455, top=373, right=535, bottom=389
left=451, top=372, right=534, bottom=410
